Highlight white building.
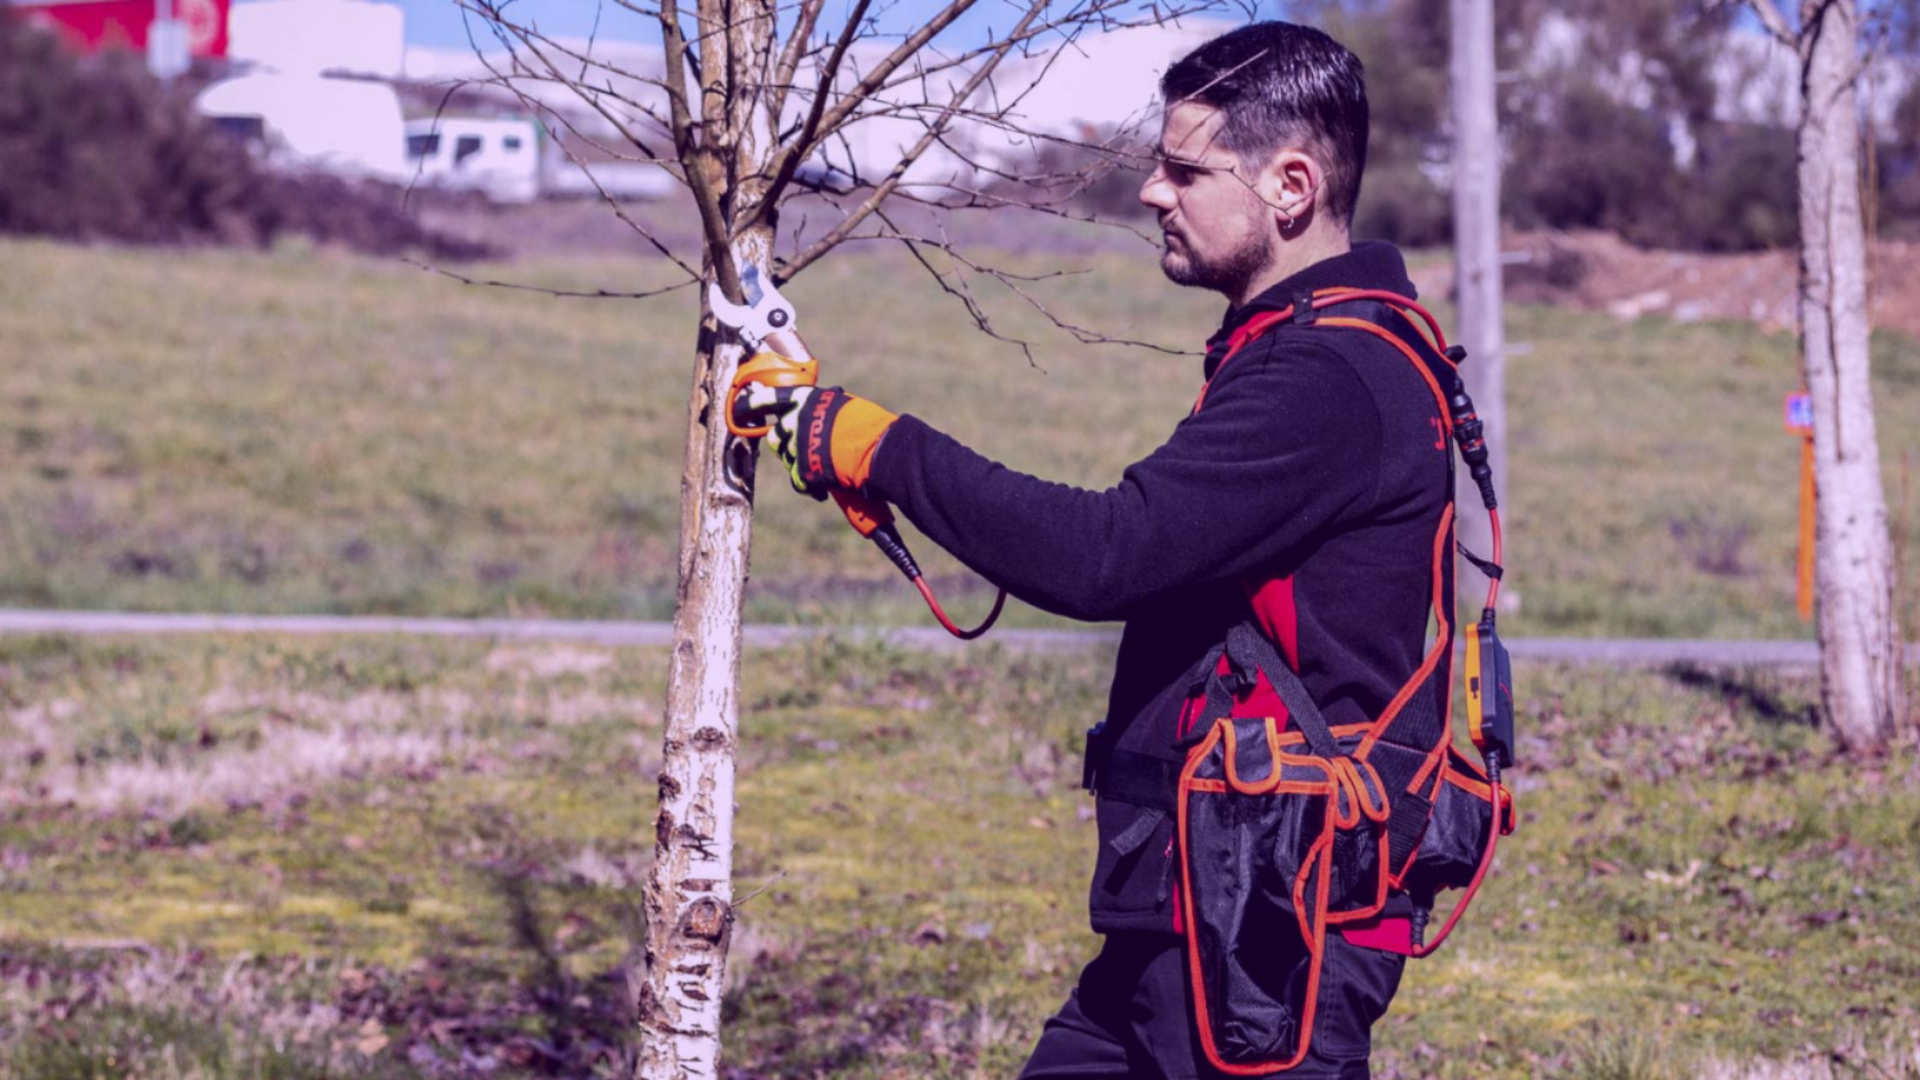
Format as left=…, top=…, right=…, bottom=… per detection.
left=194, top=0, right=410, bottom=181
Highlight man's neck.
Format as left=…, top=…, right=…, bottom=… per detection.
left=1230, top=229, right=1353, bottom=309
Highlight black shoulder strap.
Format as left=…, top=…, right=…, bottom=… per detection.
left=1188, top=622, right=1340, bottom=759
left=1316, top=295, right=1467, bottom=409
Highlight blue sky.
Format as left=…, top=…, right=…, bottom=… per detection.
left=392, top=0, right=651, bottom=50
left=387, top=0, right=1140, bottom=52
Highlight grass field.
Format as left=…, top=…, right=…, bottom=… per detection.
left=1, top=633, right=1916, bottom=1079
left=4, top=233, right=1920, bottom=1079
left=4, top=236, right=1919, bottom=637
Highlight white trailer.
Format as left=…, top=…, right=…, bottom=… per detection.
left=405, top=117, right=677, bottom=203
left=404, top=117, right=542, bottom=204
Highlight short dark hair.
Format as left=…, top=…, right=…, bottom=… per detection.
left=1159, top=22, right=1369, bottom=227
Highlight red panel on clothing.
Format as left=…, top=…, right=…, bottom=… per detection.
left=1216, top=654, right=1289, bottom=722
left=1338, top=915, right=1415, bottom=956
left=1246, top=575, right=1301, bottom=669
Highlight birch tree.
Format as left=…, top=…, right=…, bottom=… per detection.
left=1741, top=0, right=1906, bottom=749
left=452, top=2, right=1225, bottom=1076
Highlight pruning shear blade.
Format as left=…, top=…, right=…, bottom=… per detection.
left=708, top=264, right=795, bottom=348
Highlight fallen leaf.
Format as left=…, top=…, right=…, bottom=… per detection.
left=356, top=1017, right=388, bottom=1056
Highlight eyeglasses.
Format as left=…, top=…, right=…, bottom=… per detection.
left=1150, top=150, right=1235, bottom=180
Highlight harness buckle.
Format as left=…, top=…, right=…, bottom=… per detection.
left=1290, top=288, right=1318, bottom=325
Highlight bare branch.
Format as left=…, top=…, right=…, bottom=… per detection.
left=455, top=0, right=676, bottom=160
left=741, top=0, right=880, bottom=233
left=612, top=0, right=701, bottom=84
left=401, top=257, right=699, bottom=301
left=658, top=0, right=740, bottom=296
left=769, top=0, right=829, bottom=124
left=776, top=0, right=1053, bottom=279
left=873, top=209, right=1192, bottom=362
left=885, top=210, right=1040, bottom=366
left=1733, top=0, right=1799, bottom=47
left=876, top=183, right=1162, bottom=246
left=550, top=138, right=703, bottom=276
left=857, top=0, right=1212, bottom=104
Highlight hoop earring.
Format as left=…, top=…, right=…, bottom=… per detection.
left=1281, top=208, right=1296, bottom=231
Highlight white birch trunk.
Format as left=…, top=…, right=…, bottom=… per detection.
left=1793, top=0, right=1905, bottom=749
left=637, top=0, right=781, bottom=1074
left=1449, top=0, right=1507, bottom=605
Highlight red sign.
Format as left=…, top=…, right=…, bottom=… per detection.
left=12, top=0, right=229, bottom=58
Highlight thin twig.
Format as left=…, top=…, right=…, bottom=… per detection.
left=402, top=257, right=699, bottom=300
left=777, top=0, right=1055, bottom=280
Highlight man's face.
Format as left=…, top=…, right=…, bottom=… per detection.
left=1139, top=102, right=1275, bottom=298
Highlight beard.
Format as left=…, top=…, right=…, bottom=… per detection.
left=1159, top=225, right=1273, bottom=296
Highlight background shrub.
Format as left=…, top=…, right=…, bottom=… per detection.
left=0, top=17, right=486, bottom=258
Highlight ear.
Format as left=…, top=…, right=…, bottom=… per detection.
left=1256, top=148, right=1324, bottom=225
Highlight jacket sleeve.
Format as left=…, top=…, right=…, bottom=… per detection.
left=864, top=339, right=1384, bottom=622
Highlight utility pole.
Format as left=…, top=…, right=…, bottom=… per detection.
left=1449, top=0, right=1506, bottom=605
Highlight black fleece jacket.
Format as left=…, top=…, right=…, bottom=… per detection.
left=866, top=241, right=1452, bottom=932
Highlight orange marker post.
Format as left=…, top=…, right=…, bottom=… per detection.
left=1784, top=392, right=1815, bottom=622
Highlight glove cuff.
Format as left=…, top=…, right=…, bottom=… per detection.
left=805, top=388, right=898, bottom=490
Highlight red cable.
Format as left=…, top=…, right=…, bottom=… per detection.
left=1484, top=507, right=1504, bottom=614
left=913, top=577, right=1008, bottom=640
left=1410, top=780, right=1508, bottom=958
left=1310, top=290, right=1451, bottom=353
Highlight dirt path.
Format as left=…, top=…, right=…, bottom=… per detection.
left=1412, top=231, right=1920, bottom=340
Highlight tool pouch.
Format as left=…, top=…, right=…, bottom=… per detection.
left=1398, top=743, right=1512, bottom=902
left=1176, top=716, right=1389, bottom=1073
left=1172, top=622, right=1510, bottom=1074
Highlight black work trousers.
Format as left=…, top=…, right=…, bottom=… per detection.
left=1019, top=932, right=1403, bottom=1080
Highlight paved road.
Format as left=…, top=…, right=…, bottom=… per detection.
left=0, top=608, right=1893, bottom=669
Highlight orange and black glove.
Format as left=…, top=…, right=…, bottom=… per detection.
left=738, top=384, right=898, bottom=498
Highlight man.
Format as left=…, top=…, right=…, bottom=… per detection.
left=748, top=21, right=1448, bottom=1080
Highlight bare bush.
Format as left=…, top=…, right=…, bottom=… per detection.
left=0, top=18, right=489, bottom=259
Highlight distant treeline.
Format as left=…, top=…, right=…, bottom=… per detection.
left=9, top=1, right=1920, bottom=256
left=1057, top=0, right=1920, bottom=252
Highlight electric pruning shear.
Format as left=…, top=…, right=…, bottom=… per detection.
left=709, top=265, right=1006, bottom=640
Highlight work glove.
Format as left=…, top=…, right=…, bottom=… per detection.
left=737, top=384, right=899, bottom=498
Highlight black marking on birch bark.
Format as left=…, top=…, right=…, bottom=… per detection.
left=683, top=878, right=721, bottom=891
left=676, top=831, right=720, bottom=861
left=658, top=772, right=683, bottom=801
left=724, top=434, right=756, bottom=496
left=656, top=809, right=676, bottom=848
left=692, top=726, right=730, bottom=751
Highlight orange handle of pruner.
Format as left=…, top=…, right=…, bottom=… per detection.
left=831, top=489, right=892, bottom=537
left=726, top=350, right=819, bottom=439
